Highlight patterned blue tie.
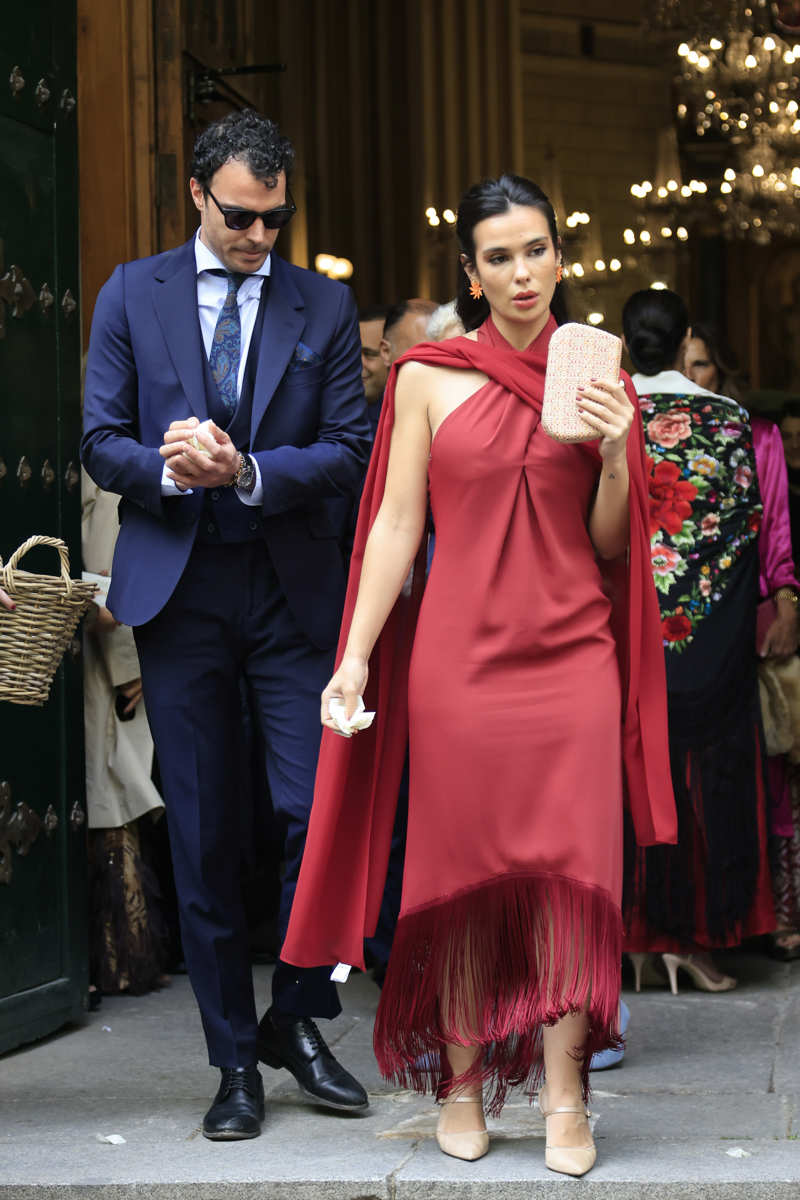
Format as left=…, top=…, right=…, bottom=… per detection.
left=209, top=272, right=246, bottom=417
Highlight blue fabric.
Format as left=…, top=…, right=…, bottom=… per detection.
left=81, top=241, right=371, bottom=645
left=134, top=542, right=341, bottom=1065
left=209, top=272, right=245, bottom=417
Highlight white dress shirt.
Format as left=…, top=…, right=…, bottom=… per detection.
left=161, top=230, right=270, bottom=504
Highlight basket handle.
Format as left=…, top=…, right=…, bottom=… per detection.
left=2, top=535, right=73, bottom=598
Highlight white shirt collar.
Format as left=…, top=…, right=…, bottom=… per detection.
left=193, top=229, right=271, bottom=278
left=631, top=368, right=740, bottom=408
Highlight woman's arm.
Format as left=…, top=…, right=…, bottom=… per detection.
left=578, top=378, right=635, bottom=559
left=321, top=361, right=433, bottom=727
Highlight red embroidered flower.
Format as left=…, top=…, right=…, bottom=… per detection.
left=647, top=410, right=693, bottom=448
left=748, top=511, right=762, bottom=532
left=648, top=459, right=699, bottom=537
left=662, top=613, right=692, bottom=643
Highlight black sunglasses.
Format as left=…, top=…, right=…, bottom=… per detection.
left=206, top=186, right=297, bottom=231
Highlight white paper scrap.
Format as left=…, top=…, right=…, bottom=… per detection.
left=725, top=1147, right=752, bottom=1158
left=96, top=1133, right=126, bottom=1145
left=330, top=963, right=352, bottom=983
left=328, top=696, right=375, bottom=737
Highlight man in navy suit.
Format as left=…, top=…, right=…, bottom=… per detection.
left=82, top=110, right=372, bottom=1139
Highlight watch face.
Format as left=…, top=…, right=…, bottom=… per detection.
left=239, top=457, right=256, bottom=490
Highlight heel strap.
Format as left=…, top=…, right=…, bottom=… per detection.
left=442, top=1094, right=483, bottom=1104
left=541, top=1104, right=591, bottom=1117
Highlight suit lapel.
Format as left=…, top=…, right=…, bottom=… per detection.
left=250, top=254, right=305, bottom=443
left=152, top=239, right=208, bottom=422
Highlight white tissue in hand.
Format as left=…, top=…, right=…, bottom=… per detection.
left=328, top=696, right=375, bottom=736
left=188, top=418, right=214, bottom=455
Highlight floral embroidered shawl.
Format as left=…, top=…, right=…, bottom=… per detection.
left=637, top=385, right=763, bottom=652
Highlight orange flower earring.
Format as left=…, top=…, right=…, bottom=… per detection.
left=469, top=278, right=483, bottom=300
left=556, top=264, right=563, bottom=284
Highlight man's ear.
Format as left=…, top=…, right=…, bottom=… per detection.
left=189, top=178, right=204, bottom=213
left=379, top=337, right=392, bottom=369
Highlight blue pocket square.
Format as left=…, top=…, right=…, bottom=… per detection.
left=289, top=342, right=322, bottom=370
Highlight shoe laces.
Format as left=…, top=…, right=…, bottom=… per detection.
left=220, top=1067, right=257, bottom=1096
left=298, top=1018, right=325, bottom=1053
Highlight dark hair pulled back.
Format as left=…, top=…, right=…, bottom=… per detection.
left=455, top=174, right=567, bottom=331
left=621, top=289, right=689, bottom=376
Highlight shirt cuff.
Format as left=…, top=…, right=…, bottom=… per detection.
left=161, top=462, right=193, bottom=496
left=236, top=456, right=263, bottom=506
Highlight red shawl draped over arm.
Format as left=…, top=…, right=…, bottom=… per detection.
left=282, top=323, right=676, bottom=971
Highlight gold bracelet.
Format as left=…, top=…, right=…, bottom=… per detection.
left=774, top=587, right=799, bottom=606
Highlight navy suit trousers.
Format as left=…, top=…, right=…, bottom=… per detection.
left=134, top=540, right=340, bottom=1067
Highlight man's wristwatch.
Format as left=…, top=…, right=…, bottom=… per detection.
left=225, top=452, right=257, bottom=494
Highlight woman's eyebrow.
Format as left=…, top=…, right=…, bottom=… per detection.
left=481, top=236, right=548, bottom=254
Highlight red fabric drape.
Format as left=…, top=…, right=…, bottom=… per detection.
left=282, top=318, right=676, bottom=972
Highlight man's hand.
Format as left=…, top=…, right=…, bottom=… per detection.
left=160, top=417, right=240, bottom=490
left=93, top=604, right=121, bottom=634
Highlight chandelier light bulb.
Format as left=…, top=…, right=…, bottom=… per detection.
left=785, top=50, right=795, bottom=64
left=745, top=54, right=757, bottom=68
left=572, top=263, right=585, bottom=277
left=752, top=164, right=765, bottom=177
left=677, top=42, right=690, bottom=57
left=792, top=167, right=800, bottom=185
left=657, top=186, right=668, bottom=198
left=425, top=206, right=437, bottom=218
left=428, top=214, right=440, bottom=227
left=610, top=258, right=622, bottom=271
left=677, top=103, right=688, bottom=118
left=623, top=228, right=636, bottom=245
left=315, top=253, right=335, bottom=274
left=688, top=50, right=699, bottom=64
left=587, top=312, right=604, bottom=326
left=594, top=259, right=606, bottom=271
left=788, top=101, right=799, bottom=114
left=666, top=179, right=678, bottom=191
left=709, top=38, right=723, bottom=51
left=697, top=55, right=711, bottom=70
left=443, top=209, right=456, bottom=224
left=724, top=168, right=736, bottom=181
left=640, top=230, right=651, bottom=244
left=720, top=181, right=733, bottom=193
left=661, top=226, right=673, bottom=238
left=650, top=282, right=668, bottom=290
left=677, top=227, right=689, bottom=241
left=681, top=185, right=692, bottom=197
left=770, top=101, right=779, bottom=113
left=763, top=36, right=777, bottom=52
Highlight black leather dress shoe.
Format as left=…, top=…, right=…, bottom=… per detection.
left=202, top=1066, right=265, bottom=1140
left=257, top=1009, right=369, bottom=1112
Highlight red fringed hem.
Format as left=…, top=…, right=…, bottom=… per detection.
left=373, top=871, right=622, bottom=1117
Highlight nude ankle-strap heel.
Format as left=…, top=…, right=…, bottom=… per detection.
left=538, top=1087, right=596, bottom=1177
left=661, top=953, right=737, bottom=995
left=435, top=1095, right=489, bottom=1162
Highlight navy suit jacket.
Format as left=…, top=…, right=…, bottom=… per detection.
left=81, top=239, right=371, bottom=648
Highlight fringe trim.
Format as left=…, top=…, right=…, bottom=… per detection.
left=373, top=871, right=622, bottom=1116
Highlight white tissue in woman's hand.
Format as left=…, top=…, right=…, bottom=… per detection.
left=188, top=419, right=214, bottom=454
left=328, top=696, right=375, bottom=736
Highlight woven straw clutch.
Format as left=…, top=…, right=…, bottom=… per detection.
left=542, top=322, right=623, bottom=443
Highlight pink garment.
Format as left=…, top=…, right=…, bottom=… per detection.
left=752, top=416, right=800, bottom=598
left=752, top=415, right=798, bottom=837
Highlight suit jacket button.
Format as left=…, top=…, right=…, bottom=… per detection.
left=211, top=490, right=220, bottom=501
left=248, top=521, right=258, bottom=532
left=207, top=522, right=216, bottom=534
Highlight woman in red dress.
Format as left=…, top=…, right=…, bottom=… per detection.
left=281, top=177, right=675, bottom=1176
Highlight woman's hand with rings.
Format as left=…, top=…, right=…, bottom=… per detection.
left=321, top=654, right=369, bottom=734
left=577, top=378, right=634, bottom=461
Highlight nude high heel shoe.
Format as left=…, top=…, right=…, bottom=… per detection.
left=661, top=953, right=737, bottom=995
left=435, top=1094, right=489, bottom=1162
left=538, top=1085, right=596, bottom=1177
left=627, top=951, right=665, bottom=992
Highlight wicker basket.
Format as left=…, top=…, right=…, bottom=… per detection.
left=0, top=535, right=97, bottom=706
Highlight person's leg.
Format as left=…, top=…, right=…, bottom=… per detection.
left=541, top=1012, right=592, bottom=1148
left=135, top=547, right=258, bottom=1067
left=241, top=549, right=340, bottom=1020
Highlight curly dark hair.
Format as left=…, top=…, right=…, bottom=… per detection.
left=190, top=109, right=295, bottom=191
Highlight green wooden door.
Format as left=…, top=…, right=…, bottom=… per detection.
left=0, top=1, right=87, bottom=1053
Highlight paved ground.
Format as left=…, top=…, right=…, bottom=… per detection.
left=0, top=950, right=798, bottom=1198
